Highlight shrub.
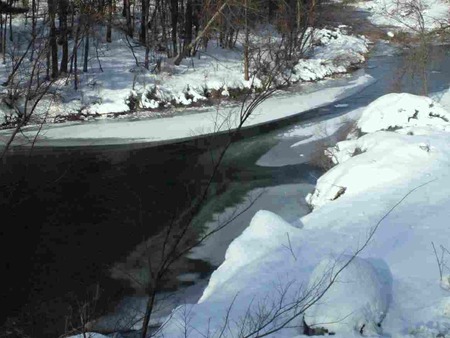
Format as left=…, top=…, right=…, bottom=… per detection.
left=145, top=86, right=159, bottom=101
left=125, top=91, right=140, bottom=111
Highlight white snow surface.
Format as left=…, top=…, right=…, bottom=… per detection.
left=357, top=92, right=450, bottom=133
left=0, top=72, right=375, bottom=146
left=355, top=0, right=449, bottom=32
left=157, top=93, right=450, bottom=338
left=291, top=28, right=369, bottom=82
left=304, top=256, right=389, bottom=335
left=0, top=25, right=368, bottom=128
left=307, top=93, right=450, bottom=209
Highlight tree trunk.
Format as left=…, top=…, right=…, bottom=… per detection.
left=170, top=0, right=178, bottom=55
left=140, top=287, right=158, bottom=338
left=30, top=0, right=36, bottom=60
left=159, top=0, right=168, bottom=56
left=183, top=0, right=192, bottom=55
left=83, top=30, right=89, bottom=73
left=48, top=0, right=58, bottom=78
left=72, top=24, right=81, bottom=89
left=46, top=44, right=50, bottom=80
left=244, top=0, right=249, bottom=81
left=8, top=0, right=12, bottom=41
left=123, top=0, right=133, bottom=36
left=0, top=15, right=3, bottom=58
left=59, top=0, right=69, bottom=74
left=3, top=14, right=7, bottom=64
left=174, top=0, right=228, bottom=65
left=106, top=0, right=112, bottom=42
left=139, top=0, right=148, bottom=43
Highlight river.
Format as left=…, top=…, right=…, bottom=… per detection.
left=0, top=42, right=449, bottom=337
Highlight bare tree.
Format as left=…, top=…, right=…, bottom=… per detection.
left=0, top=20, right=61, bottom=160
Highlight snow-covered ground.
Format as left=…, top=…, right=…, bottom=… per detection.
left=0, top=71, right=375, bottom=147
left=135, top=92, right=450, bottom=338
left=0, top=24, right=369, bottom=128
left=354, top=0, right=449, bottom=33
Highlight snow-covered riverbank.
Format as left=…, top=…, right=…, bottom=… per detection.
left=147, top=92, right=450, bottom=338
left=0, top=71, right=374, bottom=147
left=0, top=25, right=369, bottom=130
left=353, top=0, right=449, bottom=34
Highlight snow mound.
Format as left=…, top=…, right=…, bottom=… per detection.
left=357, top=93, right=450, bottom=134
left=292, top=27, right=369, bottom=82
left=158, top=209, right=305, bottom=338
left=306, top=94, right=450, bottom=209
left=304, top=256, right=389, bottom=335
left=199, top=210, right=296, bottom=302
left=306, top=131, right=450, bottom=209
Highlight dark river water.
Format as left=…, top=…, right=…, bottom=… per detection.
left=0, top=43, right=449, bottom=337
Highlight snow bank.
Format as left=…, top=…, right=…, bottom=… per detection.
left=292, top=28, right=369, bottom=82
left=159, top=210, right=307, bottom=338
left=306, top=93, right=450, bottom=209
left=199, top=210, right=297, bottom=302
left=0, top=72, right=375, bottom=146
left=357, top=93, right=450, bottom=133
left=157, top=93, right=450, bottom=338
left=304, top=256, right=390, bottom=335
left=355, top=0, right=449, bottom=32
left=0, top=24, right=369, bottom=127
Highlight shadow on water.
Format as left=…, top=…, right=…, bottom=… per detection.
left=1, top=42, right=450, bottom=337
left=0, top=128, right=319, bottom=336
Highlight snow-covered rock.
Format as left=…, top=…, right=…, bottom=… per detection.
left=304, top=256, right=390, bottom=335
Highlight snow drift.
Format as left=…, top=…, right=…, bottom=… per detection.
left=304, top=255, right=390, bottom=335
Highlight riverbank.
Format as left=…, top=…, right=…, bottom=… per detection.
left=0, top=71, right=374, bottom=148
left=152, top=91, right=450, bottom=338
left=0, top=23, right=369, bottom=128
left=3, top=2, right=450, bottom=337
left=69, top=37, right=450, bottom=336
